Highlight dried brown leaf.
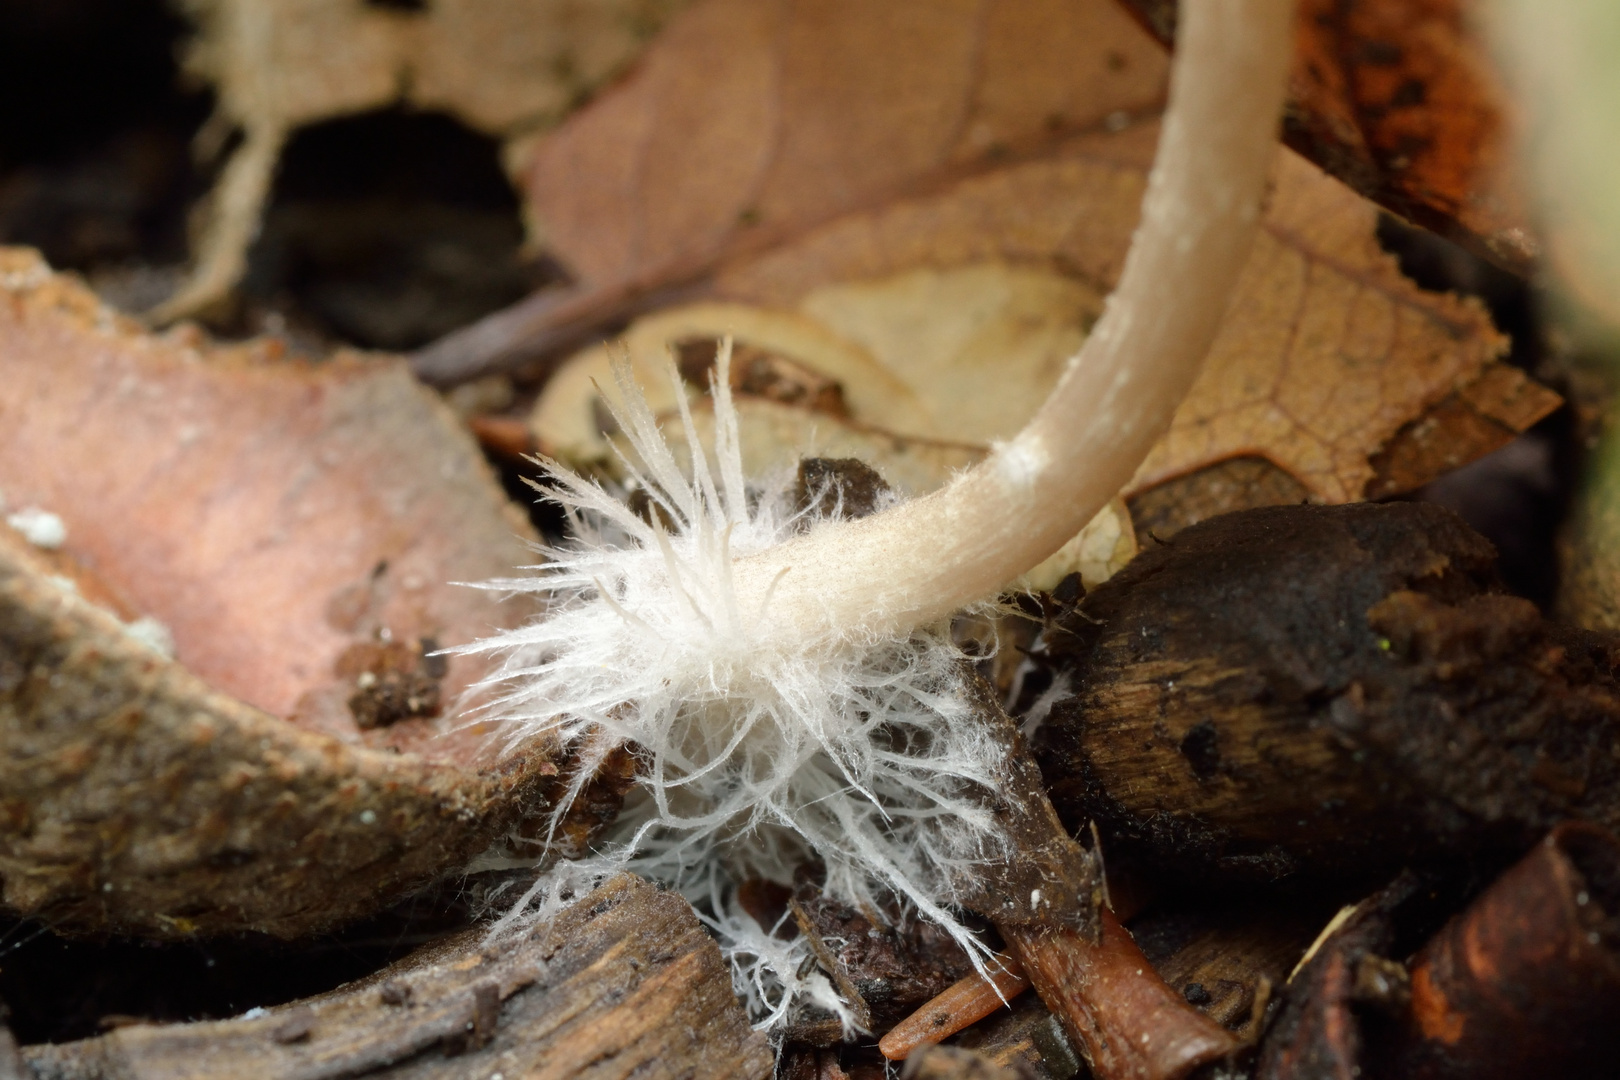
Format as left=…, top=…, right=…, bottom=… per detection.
left=714, top=140, right=1537, bottom=503
left=513, top=0, right=1169, bottom=298
left=492, top=0, right=1549, bottom=508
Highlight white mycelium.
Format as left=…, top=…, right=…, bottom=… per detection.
left=464, top=352, right=1011, bottom=1028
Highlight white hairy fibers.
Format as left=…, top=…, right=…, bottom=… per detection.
left=461, top=348, right=1012, bottom=1030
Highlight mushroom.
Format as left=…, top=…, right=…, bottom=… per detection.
left=463, top=0, right=1296, bottom=1030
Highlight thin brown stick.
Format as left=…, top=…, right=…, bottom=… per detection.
left=1002, top=907, right=1241, bottom=1080
left=877, top=953, right=1032, bottom=1061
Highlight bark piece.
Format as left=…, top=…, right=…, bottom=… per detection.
left=1035, top=501, right=1620, bottom=884
left=950, top=675, right=1239, bottom=1080
left=1375, top=822, right=1620, bottom=1079
left=791, top=888, right=976, bottom=1038
left=953, top=995, right=1081, bottom=1080
left=1000, top=909, right=1240, bottom=1080
left=900, top=1045, right=1029, bottom=1080
left=23, top=874, right=773, bottom=1080
left=1254, top=873, right=1430, bottom=1080
left=1131, top=900, right=1327, bottom=1033
left=953, top=673, right=1103, bottom=941
left=0, top=525, right=555, bottom=938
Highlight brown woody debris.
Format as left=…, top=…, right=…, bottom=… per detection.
left=952, top=995, right=1081, bottom=1080
left=0, top=523, right=555, bottom=939
left=1131, top=900, right=1328, bottom=1034
left=1377, top=823, right=1620, bottom=1079
left=23, top=874, right=774, bottom=1080
left=935, top=676, right=1238, bottom=1080
left=1000, top=909, right=1240, bottom=1080
left=1254, top=873, right=1431, bottom=1080
left=900, top=1045, right=1031, bottom=1080
left=1035, top=502, right=1620, bottom=884
left=790, top=889, right=976, bottom=1041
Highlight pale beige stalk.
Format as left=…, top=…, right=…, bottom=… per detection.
left=733, top=0, right=1296, bottom=647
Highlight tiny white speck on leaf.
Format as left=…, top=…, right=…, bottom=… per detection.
left=8, top=506, right=67, bottom=549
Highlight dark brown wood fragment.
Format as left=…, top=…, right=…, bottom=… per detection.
left=949, top=674, right=1240, bottom=1080
left=953, top=672, right=1103, bottom=941
left=1373, top=822, right=1620, bottom=1079
left=1035, top=502, right=1620, bottom=884
left=1000, top=909, right=1240, bottom=1080
left=790, top=888, right=975, bottom=1038
left=1255, top=872, right=1430, bottom=1080
left=23, top=874, right=774, bottom=1080
left=953, top=995, right=1080, bottom=1080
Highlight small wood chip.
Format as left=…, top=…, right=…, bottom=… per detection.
left=22, top=874, right=773, bottom=1080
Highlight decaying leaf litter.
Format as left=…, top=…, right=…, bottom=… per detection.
left=2, top=0, right=1618, bottom=1078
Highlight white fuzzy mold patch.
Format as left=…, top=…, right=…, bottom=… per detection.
left=460, top=349, right=1010, bottom=1031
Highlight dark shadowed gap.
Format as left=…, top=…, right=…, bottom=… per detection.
left=240, top=109, right=560, bottom=353
left=0, top=877, right=493, bottom=1045
left=1377, top=214, right=1573, bottom=609
left=0, top=0, right=209, bottom=277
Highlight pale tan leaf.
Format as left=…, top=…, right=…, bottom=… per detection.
left=713, top=138, right=1536, bottom=503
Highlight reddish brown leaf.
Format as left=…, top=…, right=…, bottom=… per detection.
left=0, top=249, right=577, bottom=936
left=0, top=249, right=534, bottom=759
left=507, top=0, right=1167, bottom=306
left=1121, top=0, right=1534, bottom=274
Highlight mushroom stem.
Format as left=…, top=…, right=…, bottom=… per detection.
left=731, top=0, right=1295, bottom=646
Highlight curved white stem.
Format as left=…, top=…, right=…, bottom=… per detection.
left=734, top=0, right=1296, bottom=648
